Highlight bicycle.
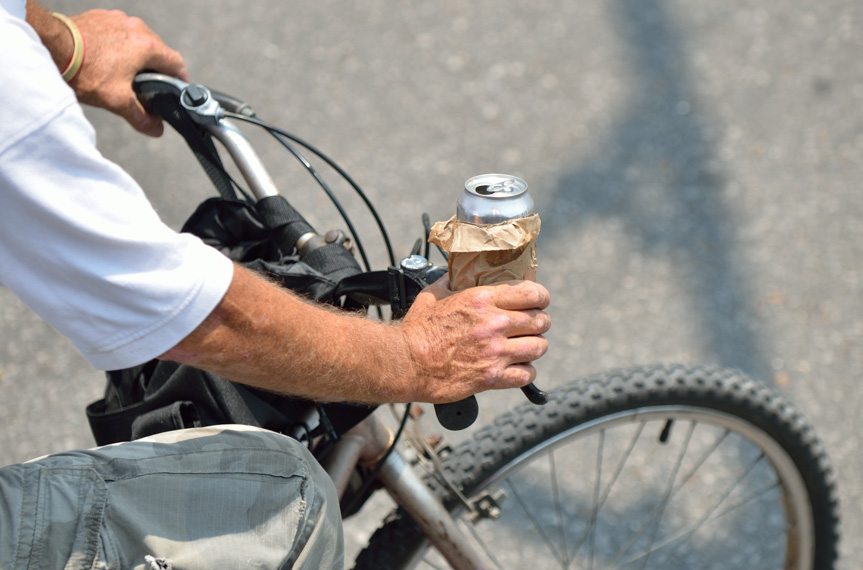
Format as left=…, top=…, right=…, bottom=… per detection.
left=118, top=72, right=840, bottom=570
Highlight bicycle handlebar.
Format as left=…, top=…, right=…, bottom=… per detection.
left=134, top=72, right=254, bottom=118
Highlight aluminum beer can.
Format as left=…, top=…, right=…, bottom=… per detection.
left=457, top=174, right=534, bottom=225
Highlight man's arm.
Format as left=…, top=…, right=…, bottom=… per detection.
left=160, top=264, right=551, bottom=405
left=25, top=1, right=188, bottom=136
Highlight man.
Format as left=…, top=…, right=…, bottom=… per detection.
left=0, top=2, right=551, bottom=568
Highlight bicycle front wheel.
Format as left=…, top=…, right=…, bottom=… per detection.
left=354, top=364, right=839, bottom=570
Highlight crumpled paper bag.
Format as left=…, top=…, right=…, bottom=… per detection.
left=427, top=214, right=540, bottom=291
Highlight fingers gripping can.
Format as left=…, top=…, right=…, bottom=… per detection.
left=457, top=173, right=535, bottom=224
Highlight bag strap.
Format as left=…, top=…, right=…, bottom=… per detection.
left=255, top=194, right=363, bottom=284
left=150, top=92, right=237, bottom=201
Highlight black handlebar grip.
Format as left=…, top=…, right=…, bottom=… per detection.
left=521, top=383, right=548, bottom=405
left=133, top=74, right=183, bottom=116
left=256, top=195, right=315, bottom=252
left=434, top=396, right=479, bottom=431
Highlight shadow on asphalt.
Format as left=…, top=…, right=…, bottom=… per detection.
left=541, top=0, right=770, bottom=382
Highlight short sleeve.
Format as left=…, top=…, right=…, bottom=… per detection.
left=0, top=10, right=234, bottom=370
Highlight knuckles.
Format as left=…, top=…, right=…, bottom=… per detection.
left=460, top=286, right=496, bottom=310
left=532, top=337, right=550, bottom=360
left=525, top=283, right=551, bottom=309
left=477, top=361, right=506, bottom=389
left=537, top=311, right=552, bottom=333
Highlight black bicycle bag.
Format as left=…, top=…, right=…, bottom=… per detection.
left=85, top=196, right=375, bottom=446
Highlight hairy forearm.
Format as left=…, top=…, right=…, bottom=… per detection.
left=162, top=260, right=551, bottom=406
left=25, top=1, right=73, bottom=71
left=160, top=265, right=417, bottom=404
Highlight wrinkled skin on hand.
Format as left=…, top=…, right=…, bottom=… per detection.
left=69, top=9, right=188, bottom=136
left=399, top=276, right=551, bottom=404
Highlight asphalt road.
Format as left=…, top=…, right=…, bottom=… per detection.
left=1, top=0, right=861, bottom=567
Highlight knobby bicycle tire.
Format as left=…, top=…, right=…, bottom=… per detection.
left=352, top=364, right=839, bottom=570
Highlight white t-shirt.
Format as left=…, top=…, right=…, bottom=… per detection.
left=0, top=2, right=234, bottom=370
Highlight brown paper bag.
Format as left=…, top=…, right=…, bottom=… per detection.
left=427, top=214, right=541, bottom=291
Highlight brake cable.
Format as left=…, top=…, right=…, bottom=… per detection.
left=224, top=111, right=396, bottom=268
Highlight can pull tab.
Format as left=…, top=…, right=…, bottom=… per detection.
left=474, top=178, right=519, bottom=196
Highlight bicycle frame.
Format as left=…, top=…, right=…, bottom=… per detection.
left=328, top=415, right=486, bottom=570
left=138, top=73, right=486, bottom=570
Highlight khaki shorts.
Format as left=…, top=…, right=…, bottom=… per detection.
left=0, top=425, right=343, bottom=570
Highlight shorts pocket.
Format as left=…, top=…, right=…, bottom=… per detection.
left=23, top=466, right=111, bottom=570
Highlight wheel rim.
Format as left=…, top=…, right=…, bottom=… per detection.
left=409, top=405, right=815, bottom=570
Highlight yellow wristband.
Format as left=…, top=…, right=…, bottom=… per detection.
left=51, top=12, right=85, bottom=82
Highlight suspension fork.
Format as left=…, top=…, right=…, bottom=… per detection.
left=320, top=414, right=488, bottom=570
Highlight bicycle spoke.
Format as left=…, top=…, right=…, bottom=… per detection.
left=589, top=430, right=606, bottom=569
left=461, top=514, right=506, bottom=569
left=473, top=420, right=788, bottom=570
left=504, top=476, right=567, bottom=567
left=619, top=451, right=769, bottom=567
left=639, top=421, right=697, bottom=569
left=668, top=428, right=731, bottom=497
left=711, top=479, right=781, bottom=522
left=611, top=420, right=696, bottom=567
left=549, top=451, right=572, bottom=568
left=569, top=423, right=647, bottom=564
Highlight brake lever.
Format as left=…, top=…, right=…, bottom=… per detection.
left=521, top=383, right=548, bottom=405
